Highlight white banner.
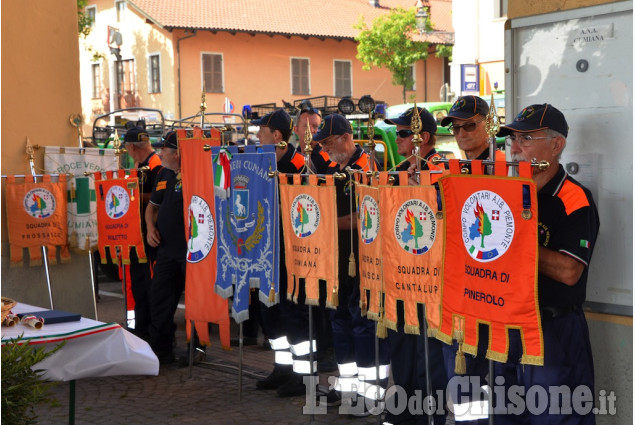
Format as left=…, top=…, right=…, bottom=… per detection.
left=44, top=147, right=119, bottom=251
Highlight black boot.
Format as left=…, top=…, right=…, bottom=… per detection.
left=256, top=365, right=294, bottom=390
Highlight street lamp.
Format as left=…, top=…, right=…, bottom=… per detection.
left=415, top=0, right=429, bottom=34
left=414, top=0, right=455, bottom=44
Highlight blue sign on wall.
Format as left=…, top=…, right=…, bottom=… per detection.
left=461, top=64, right=480, bottom=95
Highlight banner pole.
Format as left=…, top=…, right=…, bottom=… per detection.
left=188, top=321, right=195, bottom=379
left=374, top=323, right=381, bottom=425
left=308, top=304, right=315, bottom=421
left=121, top=262, right=129, bottom=328
left=238, top=322, right=243, bottom=401
left=27, top=139, right=55, bottom=309
left=88, top=251, right=99, bottom=320
left=489, top=359, right=494, bottom=424
left=422, top=304, right=433, bottom=425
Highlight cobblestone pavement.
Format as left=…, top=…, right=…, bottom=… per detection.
left=33, top=281, right=383, bottom=425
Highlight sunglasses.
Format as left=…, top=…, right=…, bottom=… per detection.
left=449, top=118, right=486, bottom=135
left=396, top=129, right=415, bottom=138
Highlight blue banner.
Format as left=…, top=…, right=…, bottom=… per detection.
left=212, top=145, right=280, bottom=323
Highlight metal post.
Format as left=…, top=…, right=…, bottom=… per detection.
left=88, top=251, right=99, bottom=320
left=238, top=322, right=243, bottom=401
left=121, top=262, right=129, bottom=328
left=374, top=322, right=381, bottom=425
left=308, top=305, right=315, bottom=421
left=422, top=304, right=433, bottom=425
left=489, top=359, right=494, bottom=425
left=188, top=320, right=195, bottom=379
left=69, top=380, right=76, bottom=425
left=26, top=140, right=55, bottom=309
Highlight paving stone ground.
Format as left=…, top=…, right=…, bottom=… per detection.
left=33, top=280, right=384, bottom=425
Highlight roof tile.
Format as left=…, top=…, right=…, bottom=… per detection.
left=128, top=0, right=453, bottom=42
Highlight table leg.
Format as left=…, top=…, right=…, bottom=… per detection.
left=69, top=380, right=76, bottom=425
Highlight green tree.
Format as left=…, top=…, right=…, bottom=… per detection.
left=189, top=209, right=199, bottom=249
left=362, top=206, right=372, bottom=238
left=77, top=0, right=93, bottom=37
left=479, top=213, right=492, bottom=248
left=355, top=8, right=430, bottom=103
left=355, top=7, right=453, bottom=103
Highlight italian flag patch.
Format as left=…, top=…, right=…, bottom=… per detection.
left=580, top=239, right=590, bottom=248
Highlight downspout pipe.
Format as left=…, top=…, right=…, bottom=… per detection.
left=177, top=29, right=197, bottom=119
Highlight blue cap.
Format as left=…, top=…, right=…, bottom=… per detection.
left=251, top=109, right=292, bottom=132
left=123, top=127, right=150, bottom=143
left=384, top=106, right=437, bottom=135
left=440, top=96, right=489, bottom=126
left=151, top=130, right=178, bottom=149
left=312, top=114, right=353, bottom=142
left=497, top=104, right=569, bottom=138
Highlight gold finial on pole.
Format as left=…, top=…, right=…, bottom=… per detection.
left=303, top=115, right=314, bottom=173
left=485, top=92, right=500, bottom=139
left=410, top=103, right=423, bottom=175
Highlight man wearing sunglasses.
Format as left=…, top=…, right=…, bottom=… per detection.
left=488, top=104, right=599, bottom=424
left=381, top=106, right=448, bottom=425
left=313, top=114, right=390, bottom=415
left=293, top=101, right=332, bottom=174
left=441, top=95, right=504, bottom=164
left=385, top=106, right=443, bottom=172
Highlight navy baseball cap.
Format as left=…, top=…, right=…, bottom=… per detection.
left=384, top=106, right=437, bottom=135
left=251, top=109, right=292, bottom=132
left=497, top=104, right=569, bottom=138
left=440, top=96, right=489, bottom=126
left=151, top=130, right=178, bottom=149
left=123, top=127, right=150, bottom=143
left=312, top=114, right=353, bottom=142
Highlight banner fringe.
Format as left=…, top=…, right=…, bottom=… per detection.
left=520, top=354, right=545, bottom=366
left=404, top=324, right=420, bottom=335
left=486, top=349, right=508, bottom=363
left=305, top=298, right=319, bottom=307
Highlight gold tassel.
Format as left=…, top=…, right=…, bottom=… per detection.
left=376, top=318, right=387, bottom=338
left=330, top=285, right=339, bottom=307
left=268, top=284, right=276, bottom=303
left=348, top=252, right=356, bottom=277
left=70, top=231, right=78, bottom=249
left=454, top=342, right=467, bottom=374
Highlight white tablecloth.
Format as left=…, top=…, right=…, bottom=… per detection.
left=1, top=303, right=159, bottom=381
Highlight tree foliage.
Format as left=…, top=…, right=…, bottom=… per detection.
left=77, top=0, right=93, bottom=37
left=355, top=8, right=432, bottom=103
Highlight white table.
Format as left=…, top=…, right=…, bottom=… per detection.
left=1, top=303, right=159, bottom=424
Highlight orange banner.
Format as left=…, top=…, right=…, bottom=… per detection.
left=95, top=169, right=147, bottom=265
left=5, top=174, right=69, bottom=266
left=179, top=128, right=230, bottom=349
left=279, top=174, right=339, bottom=307
left=437, top=161, right=543, bottom=365
left=355, top=173, right=383, bottom=321
left=380, top=171, right=443, bottom=335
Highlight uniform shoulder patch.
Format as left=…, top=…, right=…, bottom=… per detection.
left=557, top=179, right=590, bottom=215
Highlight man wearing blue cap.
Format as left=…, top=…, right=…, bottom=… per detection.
left=313, top=114, right=390, bottom=415
left=123, top=127, right=162, bottom=341
left=252, top=109, right=315, bottom=397
left=382, top=107, right=448, bottom=425
left=385, top=106, right=444, bottom=172
left=293, top=101, right=332, bottom=174
left=441, top=95, right=504, bottom=164
left=488, top=104, right=599, bottom=424
left=144, top=131, right=196, bottom=364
